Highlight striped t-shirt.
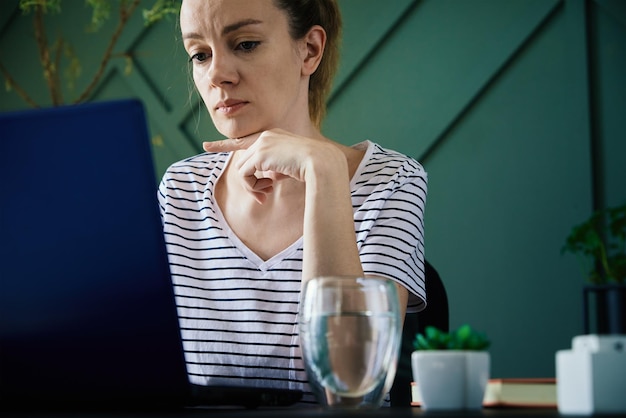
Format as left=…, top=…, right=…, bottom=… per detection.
left=157, top=140, right=428, bottom=405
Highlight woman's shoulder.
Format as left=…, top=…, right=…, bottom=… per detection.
left=355, top=140, right=427, bottom=182
left=162, top=151, right=230, bottom=182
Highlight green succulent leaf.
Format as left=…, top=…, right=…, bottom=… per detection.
left=413, top=325, right=490, bottom=351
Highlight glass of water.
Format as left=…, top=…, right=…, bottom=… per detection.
left=299, top=276, right=402, bottom=408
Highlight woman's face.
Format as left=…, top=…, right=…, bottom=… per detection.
left=180, top=0, right=312, bottom=139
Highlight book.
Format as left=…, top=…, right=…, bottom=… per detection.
left=411, top=378, right=557, bottom=408
left=482, top=378, right=557, bottom=407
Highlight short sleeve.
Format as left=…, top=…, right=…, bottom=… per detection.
left=351, top=142, right=428, bottom=313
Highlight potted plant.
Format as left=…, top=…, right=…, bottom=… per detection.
left=561, top=203, right=626, bottom=334
left=1, top=1, right=181, bottom=182
left=411, top=324, right=490, bottom=410
left=1, top=0, right=180, bottom=108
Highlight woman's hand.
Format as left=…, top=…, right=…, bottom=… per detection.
left=204, top=128, right=361, bottom=281
left=203, top=129, right=346, bottom=204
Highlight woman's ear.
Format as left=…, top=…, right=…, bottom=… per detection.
left=301, top=25, right=326, bottom=76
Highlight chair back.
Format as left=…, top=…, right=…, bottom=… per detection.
left=390, top=260, right=449, bottom=407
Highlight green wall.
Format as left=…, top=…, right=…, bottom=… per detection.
left=1, top=0, right=625, bottom=380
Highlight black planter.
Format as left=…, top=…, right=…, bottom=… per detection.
left=583, top=284, right=626, bottom=334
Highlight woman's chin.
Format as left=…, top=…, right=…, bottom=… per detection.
left=219, top=127, right=259, bottom=140
left=214, top=119, right=271, bottom=140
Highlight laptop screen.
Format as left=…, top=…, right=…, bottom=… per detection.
left=0, top=99, right=190, bottom=409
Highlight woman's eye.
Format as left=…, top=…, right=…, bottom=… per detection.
left=189, top=52, right=210, bottom=63
left=237, top=41, right=260, bottom=52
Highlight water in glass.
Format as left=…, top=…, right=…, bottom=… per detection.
left=299, top=276, right=402, bottom=408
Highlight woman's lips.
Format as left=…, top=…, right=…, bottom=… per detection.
left=216, top=100, right=248, bottom=115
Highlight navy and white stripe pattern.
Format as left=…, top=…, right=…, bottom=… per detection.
left=158, top=140, right=427, bottom=405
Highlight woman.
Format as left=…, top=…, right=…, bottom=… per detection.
left=158, top=0, right=428, bottom=406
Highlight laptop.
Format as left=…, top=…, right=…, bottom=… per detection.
left=0, top=99, right=302, bottom=411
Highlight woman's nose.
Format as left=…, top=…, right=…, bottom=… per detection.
left=208, top=53, right=238, bottom=87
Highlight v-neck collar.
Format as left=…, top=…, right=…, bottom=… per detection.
left=209, top=140, right=374, bottom=270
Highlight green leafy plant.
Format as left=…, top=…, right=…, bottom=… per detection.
left=413, top=325, right=490, bottom=351
left=1, top=0, right=180, bottom=107
left=561, top=203, right=626, bottom=284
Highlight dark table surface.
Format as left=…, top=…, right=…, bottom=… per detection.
left=5, top=406, right=624, bottom=418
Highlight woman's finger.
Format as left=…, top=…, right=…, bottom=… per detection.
left=202, top=132, right=260, bottom=153
left=242, top=175, right=273, bottom=204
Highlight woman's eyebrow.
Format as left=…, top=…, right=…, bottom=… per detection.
left=223, top=19, right=263, bottom=35
left=182, top=19, right=263, bottom=41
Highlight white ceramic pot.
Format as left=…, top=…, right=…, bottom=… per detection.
left=411, top=350, right=490, bottom=410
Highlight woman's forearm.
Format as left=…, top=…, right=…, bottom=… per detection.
left=301, top=145, right=363, bottom=283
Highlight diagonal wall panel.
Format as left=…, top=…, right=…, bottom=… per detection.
left=325, top=0, right=562, bottom=160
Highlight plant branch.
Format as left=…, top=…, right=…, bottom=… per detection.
left=33, top=5, right=62, bottom=105
left=73, top=0, right=141, bottom=104
left=0, top=61, right=40, bottom=108
left=598, top=240, right=613, bottom=280
left=52, top=35, right=64, bottom=104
